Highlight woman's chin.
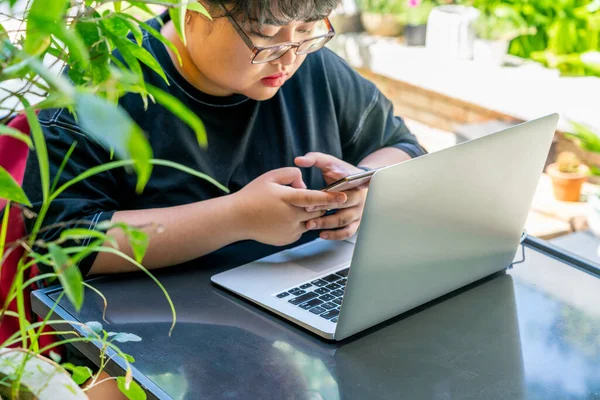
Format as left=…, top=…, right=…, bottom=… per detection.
left=244, top=85, right=282, bottom=101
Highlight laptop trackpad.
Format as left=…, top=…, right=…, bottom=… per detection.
left=279, top=239, right=355, bottom=273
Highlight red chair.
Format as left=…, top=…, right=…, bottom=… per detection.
left=0, top=113, right=63, bottom=357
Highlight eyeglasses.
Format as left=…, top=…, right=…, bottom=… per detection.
left=220, top=6, right=336, bottom=64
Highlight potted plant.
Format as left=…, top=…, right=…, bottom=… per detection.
left=358, top=0, right=407, bottom=37
left=404, top=0, right=435, bottom=46
left=0, top=0, right=222, bottom=398
left=563, top=122, right=600, bottom=235
left=546, top=152, right=589, bottom=202
left=473, top=5, right=534, bottom=66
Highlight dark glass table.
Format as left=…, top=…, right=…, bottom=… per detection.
left=32, top=237, right=600, bottom=400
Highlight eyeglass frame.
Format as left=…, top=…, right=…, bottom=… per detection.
left=218, top=5, right=336, bottom=64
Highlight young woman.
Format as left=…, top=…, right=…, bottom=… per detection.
left=24, top=0, right=426, bottom=277
left=22, top=1, right=427, bottom=397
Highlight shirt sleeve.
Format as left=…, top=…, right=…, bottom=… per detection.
left=322, top=49, right=428, bottom=166
left=22, top=108, right=122, bottom=276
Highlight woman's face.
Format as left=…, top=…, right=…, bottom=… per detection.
left=182, top=10, right=323, bottom=100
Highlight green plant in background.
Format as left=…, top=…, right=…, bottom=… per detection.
left=0, top=0, right=226, bottom=398
left=473, top=4, right=535, bottom=41
left=462, top=0, right=600, bottom=76
left=565, top=121, right=600, bottom=176
left=357, top=0, right=408, bottom=15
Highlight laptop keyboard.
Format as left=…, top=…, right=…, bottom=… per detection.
left=275, top=268, right=349, bottom=323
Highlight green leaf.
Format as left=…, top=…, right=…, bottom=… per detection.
left=127, top=228, right=149, bottom=264
left=36, top=92, right=73, bottom=110
left=169, top=0, right=187, bottom=45
left=565, top=121, right=600, bottom=153
left=74, top=18, right=110, bottom=84
left=84, top=321, right=103, bottom=335
left=111, top=332, right=142, bottom=343
left=114, top=1, right=122, bottom=12
left=51, top=141, right=77, bottom=193
left=151, top=159, right=229, bottom=193
left=0, top=166, right=31, bottom=206
left=53, top=24, right=90, bottom=69
left=0, top=124, right=33, bottom=148
left=23, top=101, right=50, bottom=203
left=124, top=354, right=135, bottom=363
left=120, top=14, right=182, bottom=66
left=48, top=243, right=84, bottom=311
left=590, top=165, right=600, bottom=176
left=60, top=228, right=117, bottom=247
left=61, top=362, right=94, bottom=385
left=187, top=2, right=212, bottom=19
left=118, top=39, right=169, bottom=86
left=0, top=200, right=10, bottom=263
left=110, top=37, right=144, bottom=80
left=129, top=2, right=155, bottom=16
left=128, top=127, right=153, bottom=194
left=147, top=85, right=206, bottom=147
left=102, top=15, right=132, bottom=38
left=74, top=92, right=153, bottom=193
left=117, top=376, right=146, bottom=400
left=24, top=0, right=68, bottom=55
left=71, top=366, right=93, bottom=385
left=115, top=15, right=144, bottom=46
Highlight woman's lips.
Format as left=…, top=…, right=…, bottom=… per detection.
left=261, top=73, right=288, bottom=88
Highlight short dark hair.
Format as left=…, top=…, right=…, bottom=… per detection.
left=205, top=0, right=339, bottom=26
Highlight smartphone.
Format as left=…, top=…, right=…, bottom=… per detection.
left=321, top=168, right=379, bottom=192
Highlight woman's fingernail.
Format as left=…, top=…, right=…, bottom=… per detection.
left=307, top=207, right=314, bottom=212
left=322, top=233, right=329, bottom=239
left=336, top=195, right=346, bottom=202
left=308, top=221, right=316, bottom=229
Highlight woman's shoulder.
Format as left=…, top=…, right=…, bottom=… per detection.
left=298, top=48, right=376, bottom=90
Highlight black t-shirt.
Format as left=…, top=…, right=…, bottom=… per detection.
left=23, top=14, right=426, bottom=275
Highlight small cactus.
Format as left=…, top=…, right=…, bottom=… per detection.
left=557, top=152, right=582, bottom=174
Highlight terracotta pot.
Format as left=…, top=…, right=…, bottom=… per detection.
left=361, top=12, right=404, bottom=37
left=546, top=163, right=589, bottom=202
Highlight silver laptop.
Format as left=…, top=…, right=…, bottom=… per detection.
left=211, top=113, right=559, bottom=341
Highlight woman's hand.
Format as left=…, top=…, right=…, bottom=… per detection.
left=232, top=167, right=348, bottom=246
left=295, top=153, right=369, bottom=241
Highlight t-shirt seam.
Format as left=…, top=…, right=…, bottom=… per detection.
left=39, top=119, right=110, bottom=153
left=82, top=212, right=103, bottom=247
